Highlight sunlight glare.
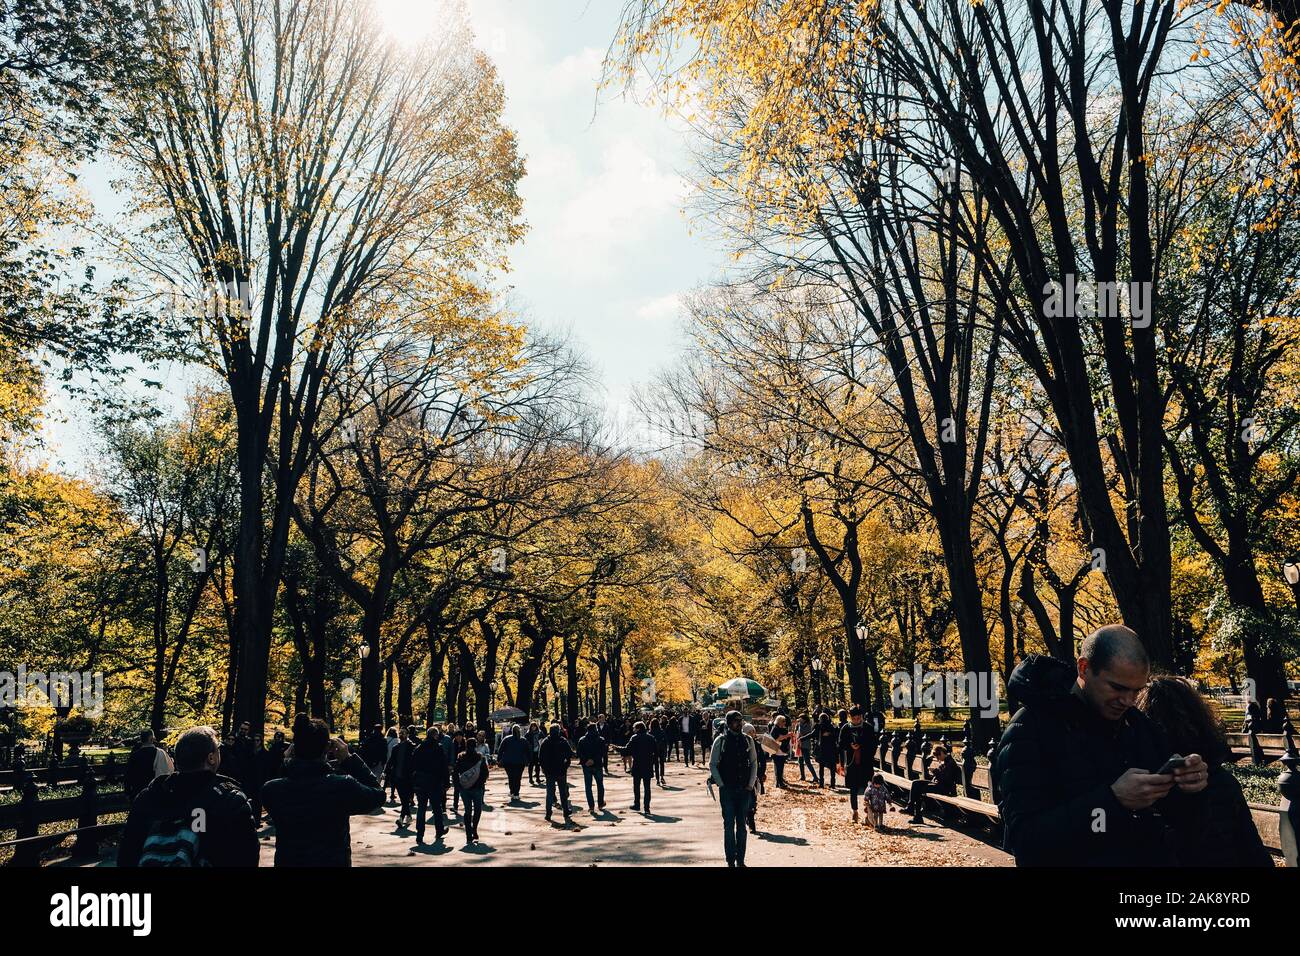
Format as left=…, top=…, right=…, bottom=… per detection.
left=371, top=0, right=439, bottom=44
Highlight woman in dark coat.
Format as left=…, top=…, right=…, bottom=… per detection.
left=1138, top=677, right=1274, bottom=868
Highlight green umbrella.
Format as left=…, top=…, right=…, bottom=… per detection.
left=717, top=677, right=766, bottom=700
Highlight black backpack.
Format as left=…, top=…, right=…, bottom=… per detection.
left=138, top=814, right=206, bottom=867
left=718, top=732, right=751, bottom=788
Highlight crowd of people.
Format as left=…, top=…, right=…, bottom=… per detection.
left=111, top=702, right=927, bottom=869
left=112, top=623, right=1287, bottom=868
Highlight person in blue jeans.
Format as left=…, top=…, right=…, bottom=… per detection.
left=710, top=710, right=758, bottom=867
left=452, top=741, right=488, bottom=846
left=577, top=723, right=607, bottom=812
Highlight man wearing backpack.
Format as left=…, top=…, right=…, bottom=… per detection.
left=118, top=725, right=258, bottom=867
left=709, top=710, right=758, bottom=867
left=261, top=719, right=385, bottom=866
left=123, top=729, right=173, bottom=803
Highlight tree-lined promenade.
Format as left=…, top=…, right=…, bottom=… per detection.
left=0, top=0, right=1297, bottom=848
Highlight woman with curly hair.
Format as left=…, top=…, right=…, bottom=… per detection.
left=1137, top=677, right=1274, bottom=867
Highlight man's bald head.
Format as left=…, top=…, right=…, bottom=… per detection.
left=1079, top=624, right=1149, bottom=673
left=1077, top=625, right=1151, bottom=722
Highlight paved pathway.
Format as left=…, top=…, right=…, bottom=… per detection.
left=256, top=758, right=1011, bottom=867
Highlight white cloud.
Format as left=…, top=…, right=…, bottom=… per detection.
left=636, top=293, right=684, bottom=324
left=556, top=139, right=689, bottom=249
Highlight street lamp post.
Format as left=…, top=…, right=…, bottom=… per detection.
left=811, top=657, right=823, bottom=707
left=854, top=620, right=870, bottom=710
left=1284, top=561, right=1299, bottom=587
left=357, top=644, right=371, bottom=738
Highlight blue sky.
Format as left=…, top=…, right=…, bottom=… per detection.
left=40, top=0, right=723, bottom=468
left=457, top=0, right=724, bottom=429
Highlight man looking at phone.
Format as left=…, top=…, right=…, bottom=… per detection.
left=993, top=625, right=1209, bottom=866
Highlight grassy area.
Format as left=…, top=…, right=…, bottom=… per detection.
left=0, top=782, right=124, bottom=807
left=1228, top=764, right=1281, bottom=806
left=0, top=808, right=127, bottom=867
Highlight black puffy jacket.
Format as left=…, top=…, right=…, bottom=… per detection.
left=117, top=770, right=258, bottom=867
left=538, top=732, right=573, bottom=776
left=261, top=754, right=384, bottom=867
left=993, top=654, right=1197, bottom=867
left=1172, top=764, right=1273, bottom=867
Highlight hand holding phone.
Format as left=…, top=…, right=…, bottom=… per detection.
left=1154, top=754, right=1186, bottom=775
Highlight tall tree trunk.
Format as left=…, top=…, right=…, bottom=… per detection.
left=513, top=621, right=550, bottom=719
left=425, top=627, right=447, bottom=725
left=396, top=658, right=415, bottom=727
left=608, top=645, right=623, bottom=719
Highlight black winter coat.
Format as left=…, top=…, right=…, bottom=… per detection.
left=411, top=739, right=450, bottom=792
left=1172, top=764, right=1273, bottom=867
left=576, top=731, right=607, bottom=768
left=118, top=770, right=258, bottom=867
left=538, top=733, right=573, bottom=776
left=619, top=731, right=659, bottom=775
left=993, top=654, right=1198, bottom=867
left=261, top=754, right=384, bottom=866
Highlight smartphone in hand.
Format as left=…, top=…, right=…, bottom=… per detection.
left=1154, top=754, right=1186, bottom=775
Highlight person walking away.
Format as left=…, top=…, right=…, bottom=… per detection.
left=839, top=705, right=878, bottom=823
left=118, top=725, right=257, bottom=867
left=383, top=727, right=400, bottom=801
left=615, top=721, right=659, bottom=813
left=577, top=722, right=608, bottom=813
left=453, top=736, right=489, bottom=846
left=438, top=723, right=456, bottom=816
left=496, top=724, right=530, bottom=801
left=124, top=729, right=173, bottom=803
left=260, top=719, right=385, bottom=866
left=681, top=711, right=697, bottom=766
left=526, top=721, right=544, bottom=785
left=795, top=713, right=815, bottom=782
left=538, top=723, right=574, bottom=824
left=1138, top=676, right=1273, bottom=867
left=710, top=710, right=757, bottom=867
left=650, top=717, right=668, bottom=785
left=449, top=728, right=468, bottom=818
left=412, top=726, right=449, bottom=845
left=769, top=714, right=791, bottom=788
left=993, top=625, right=1209, bottom=866
left=388, top=725, right=418, bottom=826
left=698, top=716, right=713, bottom=762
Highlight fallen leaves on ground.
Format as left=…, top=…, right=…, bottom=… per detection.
left=756, top=778, right=1008, bottom=867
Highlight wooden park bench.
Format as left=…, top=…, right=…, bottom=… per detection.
left=872, top=720, right=1297, bottom=865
